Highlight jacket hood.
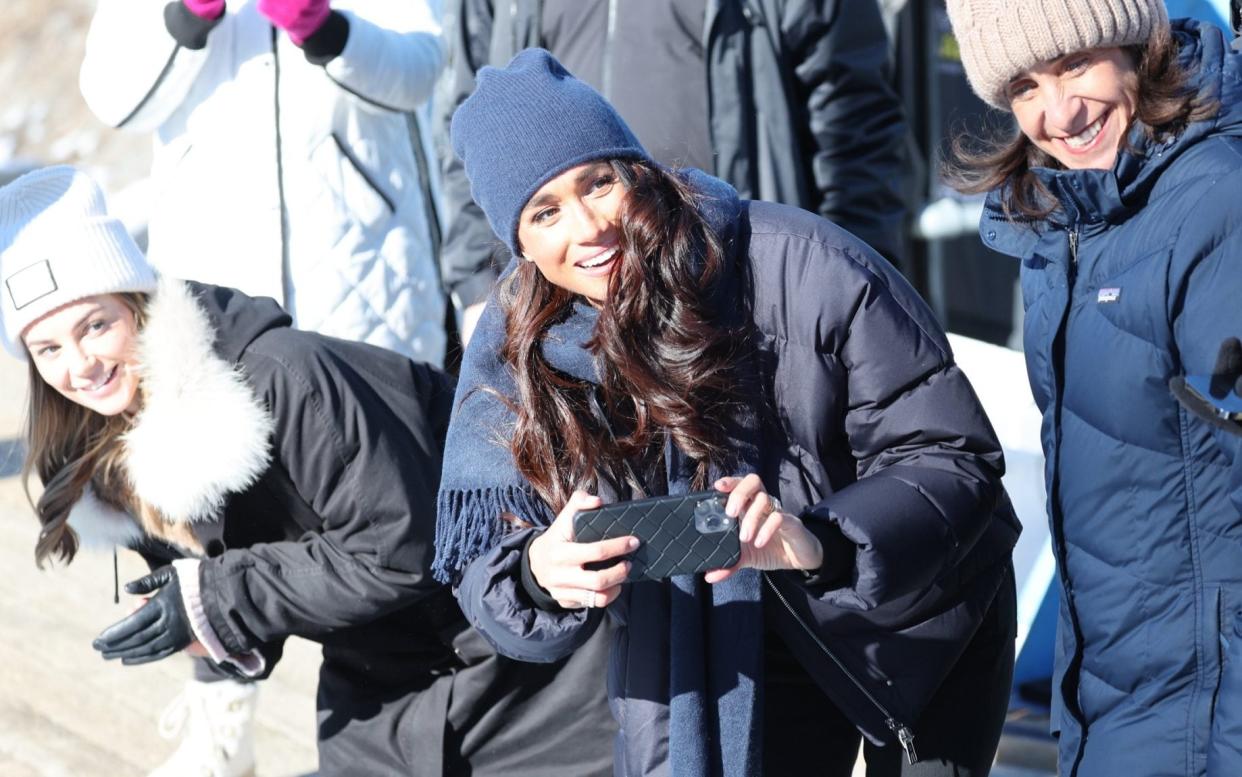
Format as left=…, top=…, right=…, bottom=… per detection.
left=122, top=279, right=277, bottom=525
left=984, top=18, right=1242, bottom=257
left=683, top=167, right=743, bottom=238
left=187, top=281, right=292, bottom=363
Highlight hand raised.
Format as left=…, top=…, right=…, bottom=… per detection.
left=257, top=0, right=331, bottom=45
left=182, top=0, right=226, bottom=20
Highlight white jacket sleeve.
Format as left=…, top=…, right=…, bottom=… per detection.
left=80, top=0, right=215, bottom=132
left=322, top=1, right=445, bottom=114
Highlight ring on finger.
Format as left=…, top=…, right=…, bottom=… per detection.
left=583, top=589, right=598, bottom=609
left=768, top=496, right=783, bottom=516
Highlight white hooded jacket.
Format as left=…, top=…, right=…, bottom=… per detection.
left=80, top=0, right=446, bottom=363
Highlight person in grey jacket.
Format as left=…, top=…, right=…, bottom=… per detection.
left=434, top=0, right=908, bottom=346
left=0, top=166, right=615, bottom=777
left=435, top=49, right=1018, bottom=776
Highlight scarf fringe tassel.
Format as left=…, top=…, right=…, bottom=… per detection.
left=433, top=485, right=552, bottom=583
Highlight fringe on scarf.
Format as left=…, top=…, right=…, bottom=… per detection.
left=432, top=485, right=554, bottom=583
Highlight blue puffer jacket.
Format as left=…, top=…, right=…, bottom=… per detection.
left=981, top=21, right=1242, bottom=777
left=452, top=181, right=1020, bottom=775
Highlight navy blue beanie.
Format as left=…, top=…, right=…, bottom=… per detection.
left=450, top=48, right=651, bottom=257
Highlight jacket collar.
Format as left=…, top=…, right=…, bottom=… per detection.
left=121, top=279, right=275, bottom=525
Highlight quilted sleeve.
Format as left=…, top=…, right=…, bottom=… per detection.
left=456, top=529, right=606, bottom=663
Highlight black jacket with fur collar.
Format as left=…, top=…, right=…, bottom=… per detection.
left=65, top=281, right=620, bottom=775
left=71, top=279, right=459, bottom=669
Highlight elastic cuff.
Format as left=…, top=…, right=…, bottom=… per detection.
left=220, top=649, right=266, bottom=678
left=164, top=1, right=225, bottom=50
left=174, top=559, right=266, bottom=678
left=520, top=530, right=566, bottom=612
left=799, top=514, right=856, bottom=591
left=301, top=10, right=349, bottom=64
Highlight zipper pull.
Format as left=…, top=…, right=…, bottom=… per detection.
left=1068, top=228, right=1080, bottom=265
left=888, top=720, right=919, bottom=765
left=897, top=725, right=918, bottom=764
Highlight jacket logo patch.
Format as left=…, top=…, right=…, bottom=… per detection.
left=1097, top=287, right=1121, bottom=304
left=5, top=259, right=58, bottom=310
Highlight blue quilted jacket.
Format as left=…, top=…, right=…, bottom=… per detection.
left=981, top=20, right=1242, bottom=777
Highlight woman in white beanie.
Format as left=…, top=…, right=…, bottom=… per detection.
left=0, top=166, right=616, bottom=777
left=946, top=2, right=1242, bottom=775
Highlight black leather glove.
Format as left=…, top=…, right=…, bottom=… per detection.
left=93, top=565, right=194, bottom=665
left=1170, top=337, right=1242, bottom=437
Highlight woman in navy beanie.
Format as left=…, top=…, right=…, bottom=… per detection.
left=436, top=48, right=1020, bottom=776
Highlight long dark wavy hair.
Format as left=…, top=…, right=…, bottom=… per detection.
left=945, top=28, right=1219, bottom=220
left=497, top=159, right=749, bottom=510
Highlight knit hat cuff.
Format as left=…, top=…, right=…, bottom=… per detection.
left=947, top=0, right=1169, bottom=109
left=2, top=168, right=158, bottom=359
left=506, top=146, right=651, bottom=255
left=450, top=48, right=652, bottom=255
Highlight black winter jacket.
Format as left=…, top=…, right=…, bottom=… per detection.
left=433, top=0, right=908, bottom=310
left=452, top=189, right=1019, bottom=769
left=157, top=281, right=454, bottom=661
left=67, top=280, right=616, bottom=776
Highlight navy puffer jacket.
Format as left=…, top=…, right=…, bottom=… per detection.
left=452, top=179, right=1020, bottom=774
left=981, top=20, right=1242, bottom=777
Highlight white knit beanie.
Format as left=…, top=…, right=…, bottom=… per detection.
left=0, top=166, right=158, bottom=359
left=946, top=0, right=1169, bottom=110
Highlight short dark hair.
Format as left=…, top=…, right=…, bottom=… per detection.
left=944, top=29, right=1219, bottom=222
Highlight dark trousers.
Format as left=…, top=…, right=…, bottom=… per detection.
left=763, top=568, right=1017, bottom=777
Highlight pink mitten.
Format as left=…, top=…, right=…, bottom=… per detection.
left=182, top=0, right=225, bottom=20
left=257, top=0, right=331, bottom=46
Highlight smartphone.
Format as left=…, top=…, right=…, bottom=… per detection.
left=572, top=490, right=741, bottom=581
left=1183, top=374, right=1242, bottom=419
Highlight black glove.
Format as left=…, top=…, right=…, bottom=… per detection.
left=1170, top=337, right=1242, bottom=437
left=93, top=565, right=194, bottom=665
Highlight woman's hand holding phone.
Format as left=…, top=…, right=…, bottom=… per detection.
left=705, top=474, right=824, bottom=584
left=527, top=490, right=638, bottom=609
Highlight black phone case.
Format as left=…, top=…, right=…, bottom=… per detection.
left=572, top=491, right=741, bottom=581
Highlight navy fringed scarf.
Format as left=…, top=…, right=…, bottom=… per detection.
left=434, top=172, right=766, bottom=776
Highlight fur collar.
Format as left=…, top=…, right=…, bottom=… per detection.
left=122, top=279, right=274, bottom=524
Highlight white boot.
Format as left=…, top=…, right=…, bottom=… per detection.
left=147, top=678, right=258, bottom=777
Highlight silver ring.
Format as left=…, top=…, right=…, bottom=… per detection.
left=769, top=496, right=783, bottom=515
left=584, top=590, right=598, bottom=609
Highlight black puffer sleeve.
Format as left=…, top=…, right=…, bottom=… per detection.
left=747, top=202, right=1007, bottom=611
left=199, top=336, right=455, bottom=653
left=805, top=233, right=1005, bottom=609
left=455, top=528, right=605, bottom=663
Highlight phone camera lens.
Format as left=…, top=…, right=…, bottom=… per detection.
left=694, top=497, right=732, bottom=534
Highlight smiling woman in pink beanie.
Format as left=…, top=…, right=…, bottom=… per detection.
left=945, top=2, right=1242, bottom=776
